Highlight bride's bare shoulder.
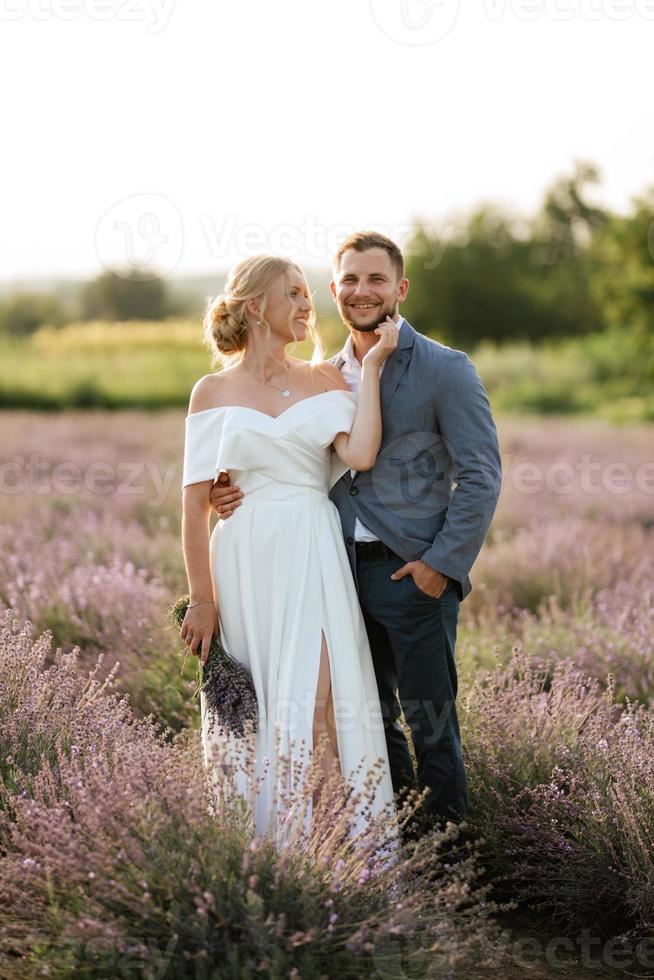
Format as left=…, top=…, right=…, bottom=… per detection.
left=187, top=372, right=233, bottom=415
left=307, top=360, right=350, bottom=393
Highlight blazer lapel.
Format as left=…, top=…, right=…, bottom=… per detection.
left=380, top=350, right=410, bottom=413
left=380, top=318, right=415, bottom=412
left=348, top=319, right=417, bottom=484
left=350, top=351, right=408, bottom=486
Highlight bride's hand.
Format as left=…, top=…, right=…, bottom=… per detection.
left=180, top=602, right=219, bottom=666
left=361, top=316, right=399, bottom=370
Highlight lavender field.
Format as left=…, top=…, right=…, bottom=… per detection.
left=1, top=409, right=653, bottom=978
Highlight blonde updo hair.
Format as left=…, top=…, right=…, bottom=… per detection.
left=202, top=255, right=322, bottom=368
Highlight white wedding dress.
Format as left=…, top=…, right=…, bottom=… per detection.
left=181, top=389, right=398, bottom=849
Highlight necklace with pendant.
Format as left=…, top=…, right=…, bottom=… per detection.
left=242, top=360, right=292, bottom=397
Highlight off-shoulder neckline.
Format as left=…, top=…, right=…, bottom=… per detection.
left=185, top=388, right=356, bottom=422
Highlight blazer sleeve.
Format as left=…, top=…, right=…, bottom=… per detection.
left=181, top=409, right=224, bottom=489
left=420, top=351, right=502, bottom=583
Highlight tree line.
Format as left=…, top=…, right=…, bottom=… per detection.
left=403, top=160, right=653, bottom=352
left=1, top=161, right=652, bottom=355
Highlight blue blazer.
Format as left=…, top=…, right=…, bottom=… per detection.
left=328, top=318, right=502, bottom=601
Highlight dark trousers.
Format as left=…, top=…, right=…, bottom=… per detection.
left=356, top=548, right=468, bottom=832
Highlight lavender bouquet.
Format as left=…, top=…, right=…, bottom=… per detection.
left=167, top=595, right=258, bottom=738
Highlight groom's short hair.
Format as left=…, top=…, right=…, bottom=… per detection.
left=333, top=231, right=404, bottom=280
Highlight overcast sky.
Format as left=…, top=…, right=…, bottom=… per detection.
left=1, top=0, right=653, bottom=280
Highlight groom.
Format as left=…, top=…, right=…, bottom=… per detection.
left=210, top=232, right=502, bottom=836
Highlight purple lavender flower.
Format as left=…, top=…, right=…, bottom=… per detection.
left=167, top=595, right=257, bottom=737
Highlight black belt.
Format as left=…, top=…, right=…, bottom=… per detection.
left=354, top=540, right=399, bottom=561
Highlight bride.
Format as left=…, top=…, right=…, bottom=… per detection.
left=180, top=255, right=399, bottom=848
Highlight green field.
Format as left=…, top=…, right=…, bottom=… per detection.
left=1, top=316, right=653, bottom=423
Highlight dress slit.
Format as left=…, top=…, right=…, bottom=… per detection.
left=313, top=628, right=341, bottom=767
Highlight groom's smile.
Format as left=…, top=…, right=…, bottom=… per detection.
left=330, top=245, right=409, bottom=335
left=347, top=300, right=385, bottom=330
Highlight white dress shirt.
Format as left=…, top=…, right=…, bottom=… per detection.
left=338, top=316, right=405, bottom=542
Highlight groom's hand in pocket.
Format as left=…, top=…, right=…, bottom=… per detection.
left=209, top=469, right=243, bottom=519
left=391, top=560, right=448, bottom=599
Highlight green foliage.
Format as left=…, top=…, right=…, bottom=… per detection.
left=2, top=156, right=654, bottom=419
left=473, top=328, right=654, bottom=422
left=80, top=265, right=170, bottom=321
left=0, top=317, right=652, bottom=418
left=0, top=315, right=349, bottom=411
left=587, top=186, right=654, bottom=343
left=403, top=161, right=607, bottom=348
left=0, top=290, right=67, bottom=337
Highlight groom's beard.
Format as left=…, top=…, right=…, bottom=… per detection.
left=342, top=302, right=397, bottom=333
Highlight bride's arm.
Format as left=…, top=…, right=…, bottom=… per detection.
left=181, top=381, right=221, bottom=660
left=181, top=482, right=220, bottom=664
left=181, top=482, right=214, bottom=604
left=328, top=319, right=398, bottom=471
left=332, top=363, right=383, bottom=471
